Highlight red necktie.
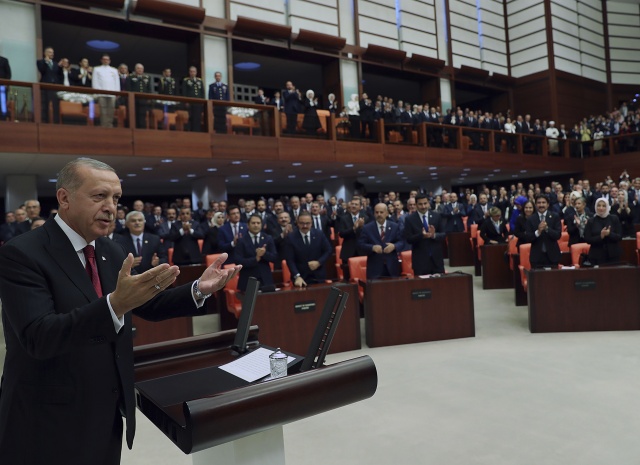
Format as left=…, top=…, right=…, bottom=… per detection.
left=380, top=225, right=385, bottom=241
left=83, top=245, right=103, bottom=297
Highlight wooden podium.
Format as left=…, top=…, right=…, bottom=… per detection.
left=481, top=244, right=512, bottom=289
left=363, top=273, right=475, bottom=347
left=528, top=266, right=640, bottom=333
left=447, top=232, right=474, bottom=266
left=133, top=328, right=377, bottom=464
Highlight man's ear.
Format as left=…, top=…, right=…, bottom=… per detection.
left=56, top=188, right=70, bottom=211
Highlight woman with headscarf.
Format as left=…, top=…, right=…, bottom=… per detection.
left=584, top=198, right=622, bottom=265
left=513, top=199, right=535, bottom=248
left=509, top=195, right=528, bottom=232
left=302, top=89, right=321, bottom=135
left=202, top=211, right=225, bottom=255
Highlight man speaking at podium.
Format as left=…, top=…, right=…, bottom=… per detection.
left=0, top=158, right=241, bottom=465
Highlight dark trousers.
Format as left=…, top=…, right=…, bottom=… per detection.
left=286, top=112, right=297, bottom=133
left=188, top=104, right=203, bottom=132
left=41, top=90, right=59, bottom=123
left=213, top=105, right=227, bottom=134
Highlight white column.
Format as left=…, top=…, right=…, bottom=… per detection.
left=340, top=60, right=359, bottom=109
left=324, top=177, right=357, bottom=204
left=203, top=36, right=228, bottom=90
left=192, top=175, right=228, bottom=209
left=439, top=78, right=452, bottom=112
left=6, top=174, right=37, bottom=212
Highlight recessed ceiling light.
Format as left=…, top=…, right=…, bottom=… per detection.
left=463, top=168, right=471, bottom=172
left=544, top=171, right=550, bottom=174
left=483, top=178, right=489, bottom=181
left=314, top=170, right=323, bottom=174
left=390, top=165, right=398, bottom=168
left=330, top=175, right=338, bottom=179
left=288, top=175, right=296, bottom=179
left=86, top=40, right=120, bottom=51
left=493, top=169, right=500, bottom=172
left=460, top=173, right=467, bottom=177
left=264, top=169, right=273, bottom=173
left=512, top=174, right=518, bottom=178
left=240, top=174, right=250, bottom=178
left=345, top=164, right=354, bottom=168
left=430, top=172, right=437, bottom=176
left=488, top=174, right=494, bottom=177
left=405, top=180, right=411, bottom=183
left=307, top=179, right=314, bottom=183
left=368, top=176, right=375, bottom=179
left=292, top=162, right=302, bottom=166
left=126, top=173, right=136, bottom=177
left=232, top=161, right=242, bottom=165
left=48, top=178, right=57, bottom=183
left=429, top=167, right=437, bottom=170
left=234, top=62, right=261, bottom=70
left=376, top=180, right=382, bottom=183
left=142, top=167, right=153, bottom=171
left=170, top=179, right=179, bottom=182
left=207, top=168, right=217, bottom=172
left=266, top=179, right=273, bottom=183
left=520, top=170, right=527, bottom=173
left=187, top=174, right=196, bottom=178
left=358, top=170, right=366, bottom=174
left=161, top=159, right=173, bottom=163
left=401, top=176, right=408, bottom=179
left=396, top=172, right=404, bottom=175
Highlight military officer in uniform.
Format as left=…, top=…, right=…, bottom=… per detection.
left=128, top=63, right=152, bottom=129
left=181, top=66, right=204, bottom=132
left=208, top=71, right=229, bottom=134
left=158, top=68, right=177, bottom=96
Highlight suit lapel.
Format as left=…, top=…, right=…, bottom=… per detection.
left=43, top=220, right=97, bottom=302
left=95, top=238, right=118, bottom=294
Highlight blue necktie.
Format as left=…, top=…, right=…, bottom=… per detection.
left=422, top=214, right=429, bottom=230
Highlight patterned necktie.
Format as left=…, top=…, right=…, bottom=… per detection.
left=380, top=225, right=385, bottom=241
left=315, top=216, right=320, bottom=230
left=136, top=238, right=142, bottom=256
left=83, top=245, right=103, bottom=297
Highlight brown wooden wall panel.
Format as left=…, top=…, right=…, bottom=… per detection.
left=336, top=141, right=384, bottom=164
left=0, top=123, right=38, bottom=152
left=212, top=135, right=279, bottom=160
left=555, top=73, right=607, bottom=127
left=582, top=154, right=640, bottom=184
left=134, top=131, right=211, bottom=159
left=611, top=84, right=637, bottom=108
left=512, top=74, right=552, bottom=121
left=39, top=126, right=133, bottom=156
left=278, top=139, right=336, bottom=163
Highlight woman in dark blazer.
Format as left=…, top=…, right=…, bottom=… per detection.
left=566, top=196, right=591, bottom=245
left=513, top=200, right=535, bottom=248
left=610, top=190, right=635, bottom=238
left=585, top=198, right=622, bottom=265
left=479, top=207, right=509, bottom=244
left=201, top=211, right=225, bottom=256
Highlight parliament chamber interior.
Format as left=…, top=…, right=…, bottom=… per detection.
left=1, top=0, right=640, bottom=464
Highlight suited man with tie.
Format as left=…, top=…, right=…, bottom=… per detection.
left=285, top=211, right=332, bottom=287
left=310, top=201, right=331, bottom=242
left=0, top=158, right=240, bottom=464
left=288, top=195, right=302, bottom=223
left=36, top=47, right=62, bottom=123
left=113, top=211, right=167, bottom=273
left=443, top=192, right=467, bottom=232
left=283, top=81, right=300, bottom=134
left=218, top=205, right=248, bottom=265
left=404, top=194, right=446, bottom=275
left=270, top=91, right=285, bottom=112
left=525, top=195, right=562, bottom=268
left=168, top=207, right=204, bottom=265
left=0, top=211, right=18, bottom=243
left=479, top=207, right=509, bottom=244
left=338, top=197, right=369, bottom=280
left=469, top=193, right=492, bottom=228
left=234, top=215, right=277, bottom=292
left=358, top=203, right=404, bottom=279
left=208, top=71, right=229, bottom=134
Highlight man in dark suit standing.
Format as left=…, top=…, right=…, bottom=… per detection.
left=357, top=203, right=404, bottom=279
left=283, top=80, right=300, bottom=134
left=469, top=193, right=492, bottom=228
left=36, top=47, right=62, bottom=123
left=168, top=207, right=204, bottom=265
left=338, top=197, right=369, bottom=280
left=208, top=71, right=229, bottom=134
left=310, top=201, right=331, bottom=242
left=525, top=194, right=562, bottom=268
left=0, top=158, right=239, bottom=464
left=234, top=215, right=277, bottom=291
left=218, top=205, right=248, bottom=265
left=113, top=211, right=167, bottom=273
left=404, top=194, right=445, bottom=275
left=285, top=211, right=332, bottom=287
left=443, top=192, right=467, bottom=232
left=0, top=211, right=17, bottom=243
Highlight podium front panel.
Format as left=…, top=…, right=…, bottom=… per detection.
left=528, top=266, right=640, bottom=333
left=364, top=273, right=475, bottom=347
left=447, top=232, right=474, bottom=266
left=481, top=244, right=512, bottom=289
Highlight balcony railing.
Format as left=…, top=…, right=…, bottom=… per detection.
left=1, top=79, right=638, bottom=157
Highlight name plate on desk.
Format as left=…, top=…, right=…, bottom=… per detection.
left=294, top=301, right=316, bottom=313
left=574, top=280, right=596, bottom=290
left=411, top=289, right=432, bottom=300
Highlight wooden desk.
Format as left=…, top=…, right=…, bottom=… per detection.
left=512, top=252, right=573, bottom=307
left=447, top=232, right=474, bottom=266
left=528, top=266, right=640, bottom=333
left=249, top=283, right=361, bottom=355
left=620, top=238, right=636, bottom=265
left=481, top=244, right=512, bottom=289
left=364, top=273, right=475, bottom=347
left=132, top=264, right=205, bottom=346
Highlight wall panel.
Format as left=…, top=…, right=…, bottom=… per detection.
left=606, top=0, right=640, bottom=85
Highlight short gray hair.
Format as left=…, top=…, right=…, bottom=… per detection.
left=125, top=211, right=145, bottom=222
left=56, top=158, right=116, bottom=193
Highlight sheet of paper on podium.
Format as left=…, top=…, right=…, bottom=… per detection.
left=219, top=347, right=295, bottom=382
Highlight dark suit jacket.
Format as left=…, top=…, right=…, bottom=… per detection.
left=0, top=56, right=11, bottom=80
left=0, top=222, right=18, bottom=243
left=524, top=211, right=562, bottom=266
left=357, top=221, right=404, bottom=279
left=36, top=58, right=61, bottom=84
left=0, top=219, right=203, bottom=463
left=218, top=221, right=248, bottom=264
left=112, top=231, right=167, bottom=273
left=338, top=212, right=368, bottom=262
left=585, top=215, right=622, bottom=264
left=479, top=219, right=509, bottom=244
left=235, top=232, right=277, bottom=291
left=310, top=214, right=331, bottom=241
left=284, top=230, right=332, bottom=283
left=469, top=203, right=492, bottom=227
left=403, top=211, right=445, bottom=274
left=169, top=221, right=204, bottom=265
left=443, top=203, right=467, bottom=232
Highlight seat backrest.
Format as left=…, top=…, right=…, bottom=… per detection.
left=348, top=256, right=367, bottom=283
left=463, top=215, right=468, bottom=232
left=167, top=247, right=174, bottom=266
left=205, top=253, right=224, bottom=267
left=469, top=223, right=478, bottom=239
left=334, top=244, right=343, bottom=280
left=558, top=231, right=570, bottom=252
left=570, top=243, right=591, bottom=266
left=519, top=243, right=531, bottom=271
left=400, top=250, right=412, bottom=277
left=476, top=233, right=485, bottom=260
left=636, top=231, right=640, bottom=250
left=508, top=236, right=518, bottom=270
left=281, top=259, right=291, bottom=285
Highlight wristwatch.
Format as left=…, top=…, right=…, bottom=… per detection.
left=293, top=273, right=301, bottom=280
left=193, top=279, right=212, bottom=300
